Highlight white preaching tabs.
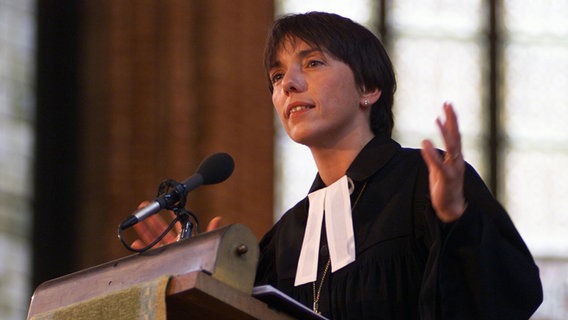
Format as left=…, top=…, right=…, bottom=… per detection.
left=324, top=175, right=356, bottom=273
left=294, top=175, right=356, bottom=286
left=294, top=187, right=325, bottom=286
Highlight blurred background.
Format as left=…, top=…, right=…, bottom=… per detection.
left=1, top=0, right=567, bottom=319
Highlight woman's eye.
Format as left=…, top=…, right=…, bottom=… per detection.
left=271, top=73, right=283, bottom=84
left=307, top=60, right=324, bottom=68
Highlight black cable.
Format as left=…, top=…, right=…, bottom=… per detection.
left=117, top=215, right=180, bottom=253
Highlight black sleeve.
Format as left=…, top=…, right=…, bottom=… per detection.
left=254, top=223, right=278, bottom=286
left=431, top=164, right=543, bottom=319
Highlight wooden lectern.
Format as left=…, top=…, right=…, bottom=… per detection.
left=26, top=224, right=295, bottom=319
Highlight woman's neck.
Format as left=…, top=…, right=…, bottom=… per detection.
left=310, top=133, right=374, bottom=186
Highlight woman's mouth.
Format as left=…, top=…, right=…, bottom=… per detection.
left=288, top=105, right=314, bottom=117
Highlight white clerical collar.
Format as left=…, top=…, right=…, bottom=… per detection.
left=294, top=175, right=356, bottom=286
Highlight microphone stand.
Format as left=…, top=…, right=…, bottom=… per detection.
left=176, top=208, right=194, bottom=241
left=159, top=179, right=198, bottom=241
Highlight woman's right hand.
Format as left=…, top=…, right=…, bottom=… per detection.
left=131, top=201, right=223, bottom=250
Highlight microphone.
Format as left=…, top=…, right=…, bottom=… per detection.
left=119, top=152, right=234, bottom=229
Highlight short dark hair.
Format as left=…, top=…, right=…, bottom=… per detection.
left=264, top=11, right=396, bottom=137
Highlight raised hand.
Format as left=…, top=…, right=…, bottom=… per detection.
left=420, top=102, right=466, bottom=223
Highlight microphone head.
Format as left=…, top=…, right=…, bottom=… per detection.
left=196, top=152, right=235, bottom=185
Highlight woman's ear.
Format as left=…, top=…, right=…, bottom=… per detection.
left=360, top=87, right=382, bottom=108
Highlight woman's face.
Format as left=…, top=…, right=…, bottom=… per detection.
left=269, top=38, right=372, bottom=148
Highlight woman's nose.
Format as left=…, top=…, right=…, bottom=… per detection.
left=282, top=67, right=305, bottom=94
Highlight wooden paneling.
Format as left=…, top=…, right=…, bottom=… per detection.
left=77, top=0, right=274, bottom=268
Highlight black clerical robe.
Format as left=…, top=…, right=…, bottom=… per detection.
left=255, top=136, right=542, bottom=319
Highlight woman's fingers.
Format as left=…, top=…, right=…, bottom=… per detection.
left=439, top=102, right=462, bottom=162
left=131, top=202, right=178, bottom=248
left=206, top=216, right=223, bottom=232
left=130, top=200, right=224, bottom=250
left=421, top=103, right=466, bottom=223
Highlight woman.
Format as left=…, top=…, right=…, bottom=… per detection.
left=253, top=12, right=542, bottom=319
left=134, top=12, right=542, bottom=319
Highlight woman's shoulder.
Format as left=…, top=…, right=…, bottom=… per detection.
left=259, top=197, right=308, bottom=245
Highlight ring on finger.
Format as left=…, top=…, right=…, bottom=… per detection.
left=445, top=152, right=461, bottom=161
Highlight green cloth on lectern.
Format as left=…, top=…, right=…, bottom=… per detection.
left=31, top=275, right=170, bottom=320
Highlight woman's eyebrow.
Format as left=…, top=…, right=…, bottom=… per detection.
left=270, top=48, right=324, bottom=70
left=297, top=48, right=323, bottom=58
